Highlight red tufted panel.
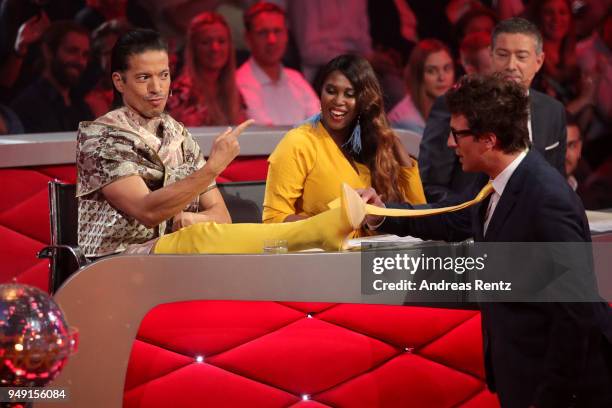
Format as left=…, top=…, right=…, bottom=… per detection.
left=125, top=301, right=500, bottom=408
left=0, top=165, right=77, bottom=291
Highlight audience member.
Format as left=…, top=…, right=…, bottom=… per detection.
left=75, top=0, right=154, bottom=33
left=236, top=2, right=318, bottom=126
left=527, top=0, right=577, bottom=95
left=565, top=118, right=590, bottom=196
left=582, top=153, right=612, bottom=210
left=0, top=104, right=24, bottom=135
left=0, top=2, right=50, bottom=101
left=406, top=1, right=453, bottom=45
left=453, top=5, right=498, bottom=50
left=495, top=0, right=525, bottom=20
left=367, top=0, right=418, bottom=111
left=135, top=0, right=219, bottom=44
left=444, top=0, right=481, bottom=25
left=388, top=39, right=455, bottom=136
left=419, top=18, right=567, bottom=203
left=0, top=0, right=86, bottom=99
left=575, top=0, right=612, bottom=143
left=167, top=12, right=246, bottom=126
left=263, top=54, right=426, bottom=227
left=75, top=0, right=127, bottom=31
left=459, top=31, right=494, bottom=75
left=0, top=0, right=81, bottom=60
left=527, top=0, right=599, bottom=130
left=84, top=19, right=130, bottom=117
left=285, top=0, right=373, bottom=83
left=368, top=0, right=417, bottom=55
left=563, top=116, right=612, bottom=211
left=11, top=21, right=93, bottom=133
left=574, top=0, right=611, bottom=40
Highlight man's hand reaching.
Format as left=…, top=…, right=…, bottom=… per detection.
left=357, top=187, right=385, bottom=229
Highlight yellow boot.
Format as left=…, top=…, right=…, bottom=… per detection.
left=154, top=184, right=365, bottom=254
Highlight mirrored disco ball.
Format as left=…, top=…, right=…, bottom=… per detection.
left=0, top=284, right=78, bottom=387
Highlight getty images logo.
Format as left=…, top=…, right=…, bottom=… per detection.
left=372, top=253, right=488, bottom=275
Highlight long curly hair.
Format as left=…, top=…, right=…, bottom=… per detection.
left=315, top=54, right=403, bottom=202
left=181, top=12, right=242, bottom=125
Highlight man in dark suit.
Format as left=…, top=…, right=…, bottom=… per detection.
left=362, top=74, right=612, bottom=408
left=419, top=18, right=567, bottom=203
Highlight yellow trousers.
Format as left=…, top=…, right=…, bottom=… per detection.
left=154, top=206, right=354, bottom=254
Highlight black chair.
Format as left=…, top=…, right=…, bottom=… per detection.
left=37, top=181, right=88, bottom=294
left=217, top=181, right=266, bottom=223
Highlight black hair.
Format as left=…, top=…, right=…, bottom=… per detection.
left=110, top=29, right=168, bottom=107
left=492, top=17, right=543, bottom=54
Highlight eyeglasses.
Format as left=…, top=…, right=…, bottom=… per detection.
left=450, top=127, right=475, bottom=144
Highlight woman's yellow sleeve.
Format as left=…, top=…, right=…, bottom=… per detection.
left=399, top=158, right=427, bottom=205
left=262, top=128, right=316, bottom=223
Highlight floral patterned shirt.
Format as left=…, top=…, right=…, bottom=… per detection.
left=76, top=107, right=214, bottom=257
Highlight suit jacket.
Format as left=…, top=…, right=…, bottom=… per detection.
left=418, top=89, right=567, bottom=203
left=380, top=150, right=612, bottom=408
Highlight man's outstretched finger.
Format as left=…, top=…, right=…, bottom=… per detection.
left=230, top=119, right=255, bottom=137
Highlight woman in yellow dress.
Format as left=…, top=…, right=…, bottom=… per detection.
left=263, top=54, right=426, bottom=227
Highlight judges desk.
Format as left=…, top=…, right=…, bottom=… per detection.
left=47, top=234, right=612, bottom=408
left=0, top=127, right=423, bottom=291
left=0, top=126, right=424, bottom=168
left=48, top=252, right=368, bottom=407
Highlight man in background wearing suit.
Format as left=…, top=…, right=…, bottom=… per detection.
left=419, top=18, right=567, bottom=203
left=362, top=74, right=612, bottom=408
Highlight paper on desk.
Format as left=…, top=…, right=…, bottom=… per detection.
left=586, top=211, right=612, bottom=232
left=347, top=234, right=423, bottom=249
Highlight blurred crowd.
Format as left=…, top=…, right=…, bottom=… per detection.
left=0, top=0, right=610, bottom=207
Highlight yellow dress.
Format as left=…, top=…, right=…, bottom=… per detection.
left=263, top=121, right=426, bottom=224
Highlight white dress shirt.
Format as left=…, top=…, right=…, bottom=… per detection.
left=484, top=150, right=528, bottom=234
left=236, top=58, right=320, bottom=126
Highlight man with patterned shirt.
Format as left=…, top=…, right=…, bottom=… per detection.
left=76, top=29, right=253, bottom=257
